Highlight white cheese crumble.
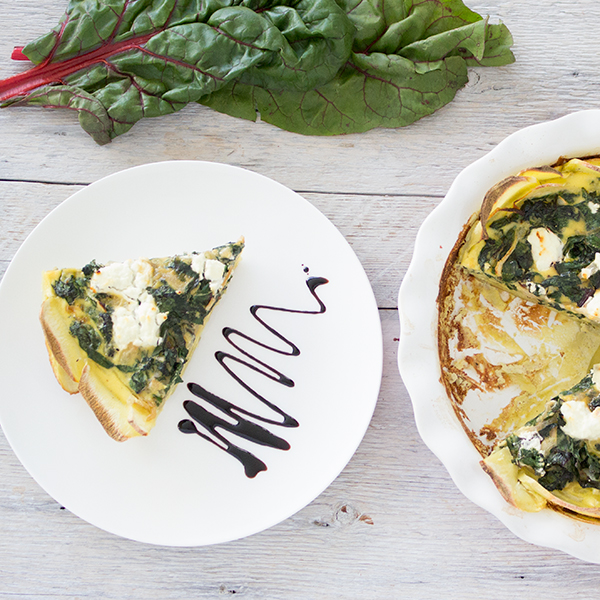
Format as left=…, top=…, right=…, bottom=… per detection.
left=589, top=201, right=599, bottom=214
left=90, top=259, right=167, bottom=349
left=204, top=259, right=226, bottom=292
left=561, top=400, right=600, bottom=441
left=186, top=254, right=227, bottom=293
left=111, top=291, right=167, bottom=349
left=560, top=363, right=600, bottom=440
left=525, top=281, right=546, bottom=296
left=190, top=253, right=206, bottom=276
left=90, top=259, right=153, bottom=301
left=520, top=429, right=543, bottom=452
left=581, top=290, right=600, bottom=320
left=581, top=252, right=600, bottom=280
left=527, top=227, right=563, bottom=273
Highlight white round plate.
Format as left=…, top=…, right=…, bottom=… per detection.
left=0, top=161, right=382, bottom=546
left=399, top=110, right=600, bottom=563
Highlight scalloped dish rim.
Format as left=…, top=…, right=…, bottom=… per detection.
left=398, top=110, right=600, bottom=563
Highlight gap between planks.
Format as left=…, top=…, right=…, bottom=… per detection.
left=0, top=177, right=445, bottom=199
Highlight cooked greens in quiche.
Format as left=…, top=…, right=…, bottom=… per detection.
left=41, top=238, right=244, bottom=441
left=459, top=158, right=600, bottom=322
left=438, top=156, right=600, bottom=520
left=482, top=366, right=600, bottom=517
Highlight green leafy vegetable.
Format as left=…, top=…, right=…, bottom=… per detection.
left=506, top=372, right=600, bottom=493
left=52, top=274, right=87, bottom=305
left=69, top=320, right=115, bottom=369
left=0, top=0, right=514, bottom=143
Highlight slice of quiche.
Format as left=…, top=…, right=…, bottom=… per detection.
left=482, top=364, right=600, bottom=517
left=40, top=238, right=244, bottom=441
left=458, top=157, right=600, bottom=322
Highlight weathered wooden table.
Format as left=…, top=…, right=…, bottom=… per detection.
left=3, top=1, right=600, bottom=597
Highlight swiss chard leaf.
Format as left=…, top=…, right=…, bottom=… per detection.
left=201, top=52, right=471, bottom=134
left=200, top=5, right=514, bottom=134
left=0, top=0, right=514, bottom=143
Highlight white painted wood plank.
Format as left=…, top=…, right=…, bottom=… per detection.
left=4, top=0, right=600, bottom=596
left=1, top=1, right=600, bottom=196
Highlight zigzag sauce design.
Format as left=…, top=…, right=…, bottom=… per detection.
left=179, top=275, right=328, bottom=477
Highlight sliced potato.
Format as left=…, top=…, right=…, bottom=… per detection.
left=40, top=296, right=87, bottom=384
left=44, top=338, right=79, bottom=394
left=481, top=446, right=547, bottom=513
left=79, top=361, right=159, bottom=440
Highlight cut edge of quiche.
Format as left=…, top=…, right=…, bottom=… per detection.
left=480, top=367, right=600, bottom=519
left=440, top=155, right=600, bottom=519
left=40, top=237, right=244, bottom=442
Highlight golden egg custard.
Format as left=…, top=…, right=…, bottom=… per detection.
left=438, top=157, right=600, bottom=519
left=41, top=238, right=244, bottom=441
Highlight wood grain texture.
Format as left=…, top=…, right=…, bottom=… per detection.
left=2, top=1, right=600, bottom=196
left=4, top=0, right=600, bottom=597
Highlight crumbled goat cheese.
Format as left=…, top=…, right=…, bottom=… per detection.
left=90, top=259, right=153, bottom=301
left=581, top=290, right=600, bottom=320
left=527, top=228, right=563, bottom=273
left=581, top=253, right=600, bottom=280
left=561, top=400, right=600, bottom=441
left=190, top=253, right=206, bottom=276
left=186, top=253, right=227, bottom=292
left=204, top=259, right=226, bottom=292
left=520, top=429, right=543, bottom=452
left=90, top=259, right=167, bottom=348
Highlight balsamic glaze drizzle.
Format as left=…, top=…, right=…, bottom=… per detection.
left=178, top=275, right=328, bottom=478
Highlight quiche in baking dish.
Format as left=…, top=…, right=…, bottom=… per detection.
left=40, top=238, right=244, bottom=441
left=438, top=156, right=600, bottom=519
left=459, top=157, right=600, bottom=321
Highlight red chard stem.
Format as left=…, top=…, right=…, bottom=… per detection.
left=11, top=47, right=28, bottom=61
